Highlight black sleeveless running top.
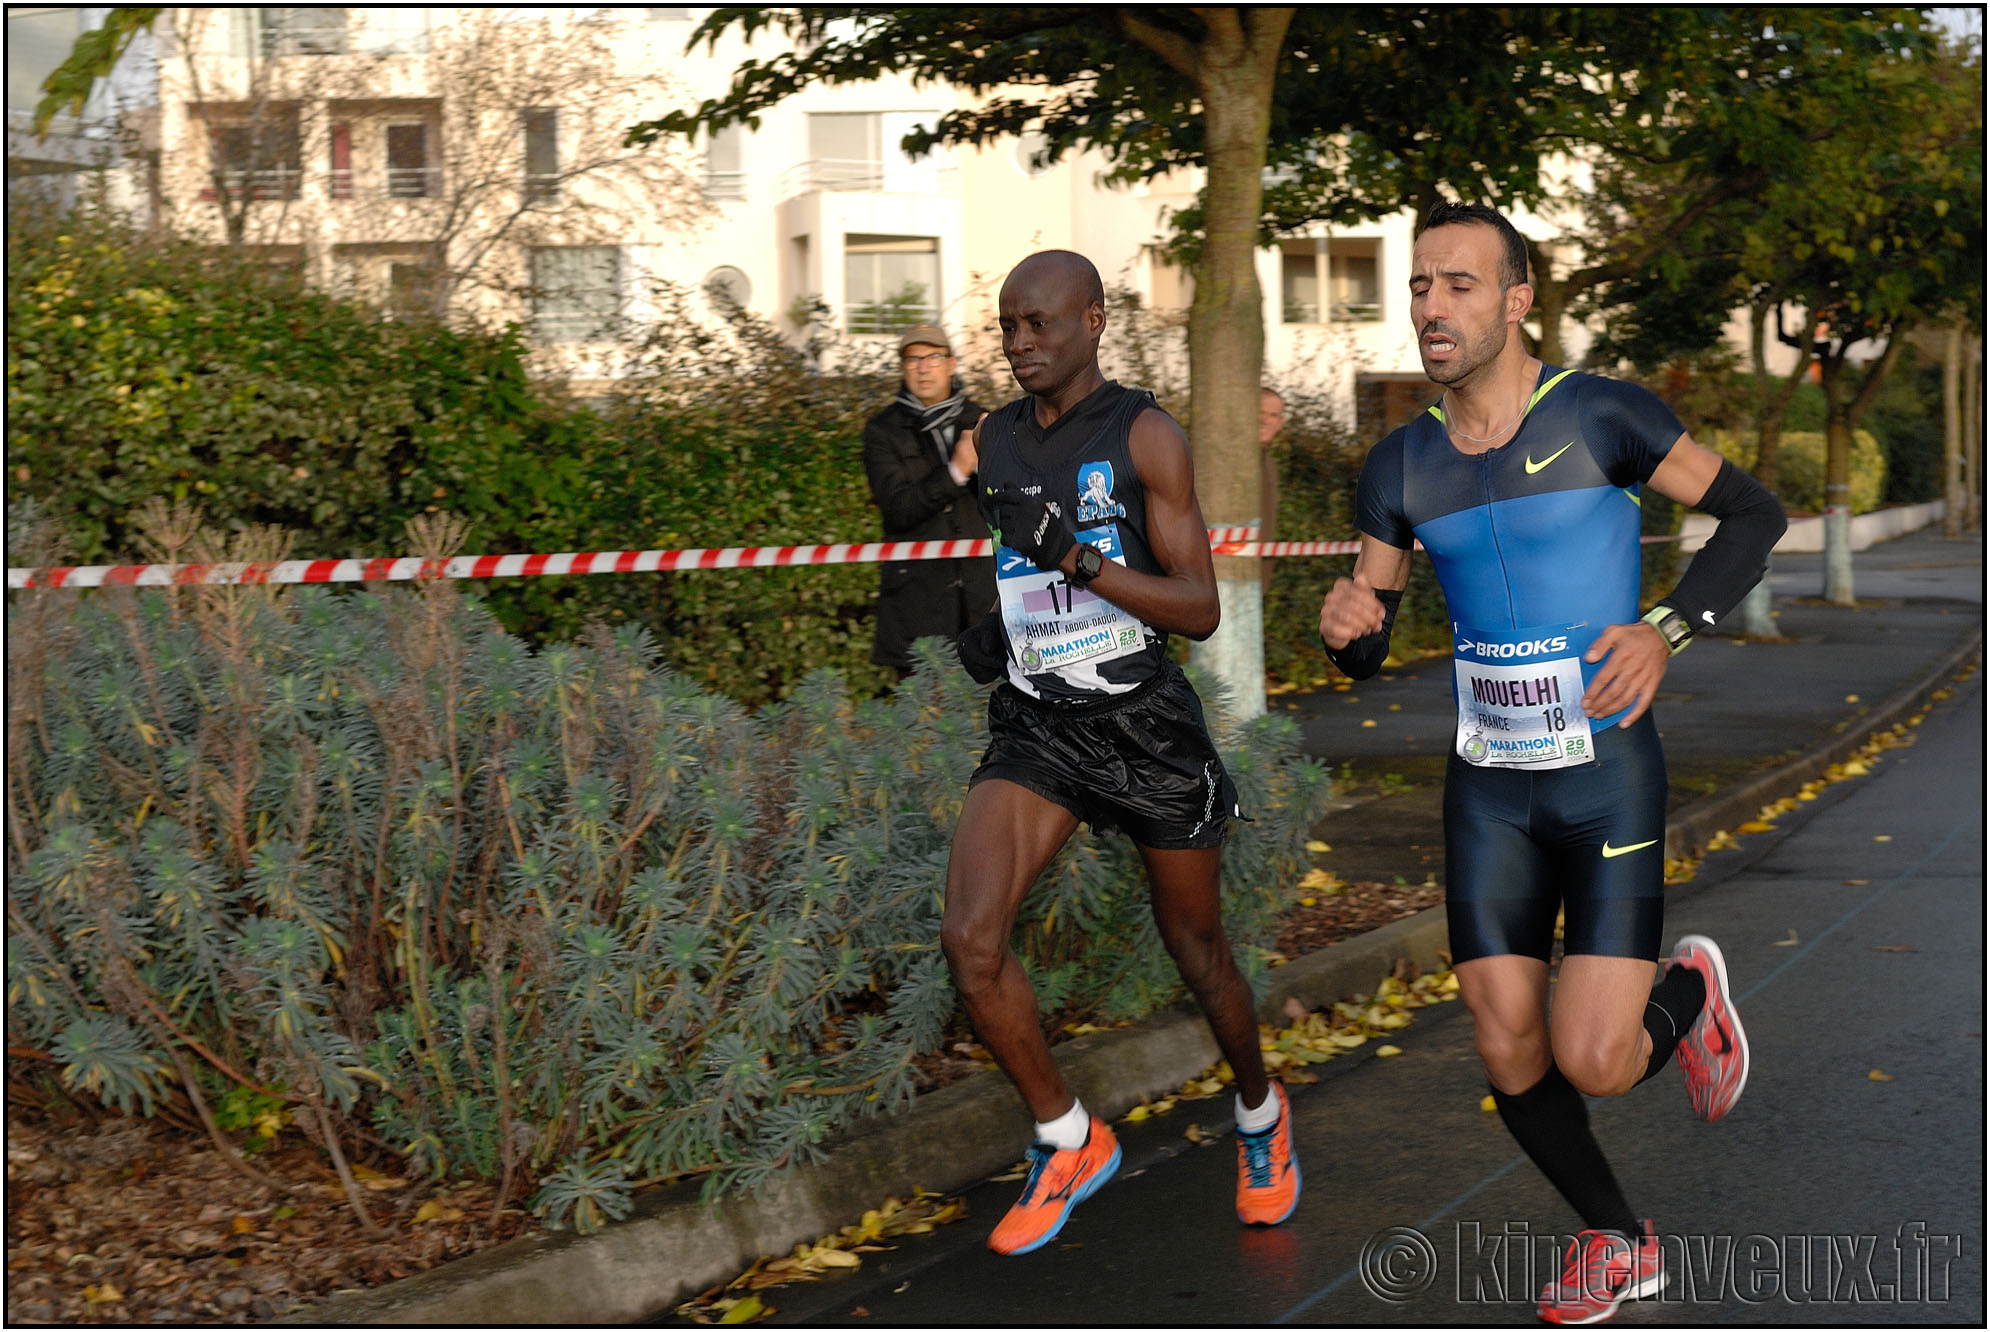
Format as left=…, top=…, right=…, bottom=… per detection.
left=974, top=381, right=1172, bottom=702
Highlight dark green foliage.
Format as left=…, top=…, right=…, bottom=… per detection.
left=1865, top=347, right=1946, bottom=504
left=5, top=206, right=578, bottom=567
left=479, top=286, right=911, bottom=705
left=6, top=529, right=1328, bottom=1231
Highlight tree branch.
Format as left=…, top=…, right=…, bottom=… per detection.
left=1118, top=8, right=1202, bottom=84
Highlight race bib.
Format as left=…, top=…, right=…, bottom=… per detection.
left=1452, top=621, right=1595, bottom=770
left=997, top=524, right=1148, bottom=675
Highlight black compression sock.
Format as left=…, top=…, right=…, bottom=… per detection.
left=1637, top=964, right=1707, bottom=1084
left=1491, top=1064, right=1641, bottom=1240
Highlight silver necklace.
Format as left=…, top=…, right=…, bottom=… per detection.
left=1443, top=392, right=1526, bottom=443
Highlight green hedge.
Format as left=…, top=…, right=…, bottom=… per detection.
left=5, top=206, right=581, bottom=568
left=5, top=521, right=1328, bottom=1231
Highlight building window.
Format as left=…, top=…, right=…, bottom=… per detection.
left=531, top=246, right=621, bottom=343
left=385, top=123, right=432, bottom=197
left=1281, top=237, right=1383, bottom=323
left=522, top=108, right=559, bottom=201
left=204, top=115, right=303, bottom=201
left=8, top=8, right=86, bottom=125
left=703, top=265, right=751, bottom=314
left=1330, top=239, right=1381, bottom=321
left=808, top=112, right=882, bottom=190
left=329, top=122, right=352, bottom=199
left=844, top=235, right=938, bottom=335
left=1012, top=131, right=1054, bottom=179
left=1279, top=240, right=1321, bottom=324
left=704, top=124, right=745, bottom=201
left=258, top=8, right=349, bottom=57
left=388, top=261, right=440, bottom=319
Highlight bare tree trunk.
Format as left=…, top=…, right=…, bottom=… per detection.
left=1944, top=322, right=1964, bottom=538
left=1122, top=7, right=1292, bottom=721
left=1820, top=354, right=1856, bottom=604
left=1964, top=331, right=1983, bottom=533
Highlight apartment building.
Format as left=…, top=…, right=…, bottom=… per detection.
left=15, top=6, right=1631, bottom=428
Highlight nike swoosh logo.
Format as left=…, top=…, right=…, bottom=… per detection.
left=1600, top=839, right=1658, bottom=858
left=1525, top=441, right=1577, bottom=474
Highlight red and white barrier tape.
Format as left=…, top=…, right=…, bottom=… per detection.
left=5, top=527, right=1688, bottom=590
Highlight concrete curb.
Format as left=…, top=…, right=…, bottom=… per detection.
left=295, top=623, right=1983, bottom=1326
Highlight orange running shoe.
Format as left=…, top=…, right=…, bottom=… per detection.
left=1235, top=1082, right=1301, bottom=1226
left=986, top=1116, right=1121, bottom=1255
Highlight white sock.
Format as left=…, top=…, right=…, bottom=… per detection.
left=1034, top=1099, right=1090, bottom=1150
left=1235, top=1086, right=1281, bottom=1134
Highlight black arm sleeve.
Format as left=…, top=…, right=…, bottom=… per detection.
left=1662, top=458, right=1788, bottom=631
left=1323, top=587, right=1404, bottom=681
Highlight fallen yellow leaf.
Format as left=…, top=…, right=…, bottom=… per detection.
left=232, top=1215, right=256, bottom=1234
left=1360, top=719, right=1378, bottom=728
left=1873, top=834, right=1892, bottom=842
left=811, top=1247, right=861, bottom=1269
left=82, top=1283, right=123, bottom=1306
left=1305, top=840, right=1330, bottom=853
left=1738, top=821, right=1773, bottom=834
left=412, top=1200, right=465, bottom=1224
left=719, top=1294, right=768, bottom=1324
left=1375, top=1044, right=1403, bottom=1058
left=1480, top=1094, right=1498, bottom=1113
left=1868, top=1069, right=1896, bottom=1082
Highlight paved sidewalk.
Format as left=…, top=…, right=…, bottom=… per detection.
left=296, top=524, right=1982, bottom=1325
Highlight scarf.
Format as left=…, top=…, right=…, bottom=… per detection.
left=896, top=379, right=968, bottom=468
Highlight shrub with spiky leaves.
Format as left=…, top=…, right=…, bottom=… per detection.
left=6, top=513, right=1328, bottom=1232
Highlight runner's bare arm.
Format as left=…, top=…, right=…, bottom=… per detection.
left=1319, top=536, right=1411, bottom=650
left=1581, top=432, right=1729, bottom=725
left=1065, top=406, right=1219, bottom=638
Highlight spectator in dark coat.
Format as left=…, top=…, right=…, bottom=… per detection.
left=863, top=325, right=995, bottom=676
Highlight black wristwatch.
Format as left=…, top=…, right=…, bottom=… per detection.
left=1071, top=543, right=1106, bottom=586
left=1641, top=604, right=1694, bottom=655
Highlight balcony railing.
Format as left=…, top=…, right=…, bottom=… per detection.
left=775, top=158, right=960, bottom=202
left=703, top=169, right=747, bottom=202
left=845, top=301, right=941, bottom=336
left=1283, top=298, right=1383, bottom=324
left=200, top=168, right=303, bottom=201
left=386, top=166, right=440, bottom=197
left=532, top=309, right=623, bottom=344
left=327, top=167, right=442, bottom=199
left=261, top=22, right=349, bottom=57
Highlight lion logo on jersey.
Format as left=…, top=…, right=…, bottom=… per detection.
left=1075, top=461, right=1126, bottom=523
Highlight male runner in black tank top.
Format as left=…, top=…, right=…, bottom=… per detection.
left=943, top=250, right=1299, bottom=1256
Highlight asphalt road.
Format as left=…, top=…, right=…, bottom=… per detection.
left=755, top=660, right=1984, bottom=1326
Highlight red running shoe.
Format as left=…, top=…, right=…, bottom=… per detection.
left=1537, top=1220, right=1666, bottom=1324
left=1235, top=1083, right=1300, bottom=1226
left=1670, top=933, right=1750, bottom=1122
left=986, top=1116, right=1121, bottom=1255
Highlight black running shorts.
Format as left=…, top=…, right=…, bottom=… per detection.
left=971, top=660, right=1239, bottom=850
left=1444, top=711, right=1668, bottom=964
